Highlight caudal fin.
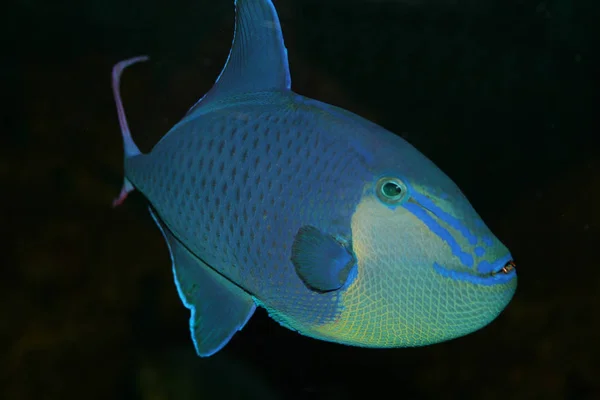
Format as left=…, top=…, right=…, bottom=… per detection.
left=111, top=56, right=148, bottom=207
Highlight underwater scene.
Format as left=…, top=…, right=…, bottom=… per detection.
left=3, top=0, right=598, bottom=399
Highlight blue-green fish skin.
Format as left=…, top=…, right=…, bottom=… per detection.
left=112, top=0, right=517, bottom=357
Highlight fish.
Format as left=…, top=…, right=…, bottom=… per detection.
left=111, top=0, right=517, bottom=357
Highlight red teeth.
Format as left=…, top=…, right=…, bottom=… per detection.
left=500, top=261, right=516, bottom=274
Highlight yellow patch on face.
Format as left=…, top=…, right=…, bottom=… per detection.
left=308, top=193, right=516, bottom=348
left=308, top=195, right=446, bottom=347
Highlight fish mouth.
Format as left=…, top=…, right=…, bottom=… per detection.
left=491, top=259, right=516, bottom=276
left=433, top=254, right=517, bottom=286
left=480, top=254, right=516, bottom=277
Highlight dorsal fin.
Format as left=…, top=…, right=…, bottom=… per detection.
left=186, top=0, right=291, bottom=115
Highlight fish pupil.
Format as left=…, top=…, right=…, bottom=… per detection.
left=382, top=182, right=402, bottom=199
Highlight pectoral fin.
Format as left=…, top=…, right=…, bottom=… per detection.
left=149, top=208, right=256, bottom=357
left=291, top=225, right=357, bottom=293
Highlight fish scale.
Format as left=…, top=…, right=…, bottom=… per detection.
left=127, top=98, right=373, bottom=326
left=112, top=0, right=516, bottom=357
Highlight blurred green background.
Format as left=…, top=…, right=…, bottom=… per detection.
left=2, top=0, right=599, bottom=398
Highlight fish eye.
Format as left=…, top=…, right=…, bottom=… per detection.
left=375, top=177, right=408, bottom=204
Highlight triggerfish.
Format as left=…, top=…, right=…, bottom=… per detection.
left=111, top=0, right=517, bottom=357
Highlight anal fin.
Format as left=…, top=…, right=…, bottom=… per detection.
left=149, top=208, right=256, bottom=357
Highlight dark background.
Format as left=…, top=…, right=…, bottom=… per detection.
left=3, top=0, right=599, bottom=398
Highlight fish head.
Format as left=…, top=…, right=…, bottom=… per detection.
left=315, top=136, right=517, bottom=347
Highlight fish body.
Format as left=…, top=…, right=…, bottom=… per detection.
left=112, top=0, right=517, bottom=357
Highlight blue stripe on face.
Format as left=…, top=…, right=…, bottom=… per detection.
left=475, top=246, right=485, bottom=257
left=401, top=183, right=513, bottom=285
left=409, top=191, right=478, bottom=245
left=403, top=201, right=474, bottom=268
